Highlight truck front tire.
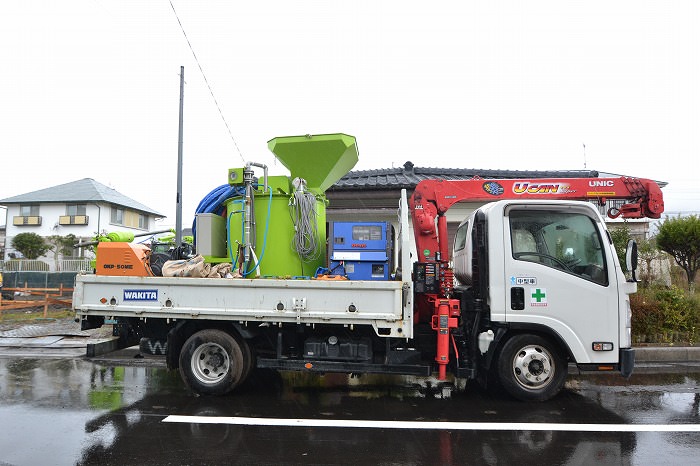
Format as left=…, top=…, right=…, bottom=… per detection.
left=179, top=329, right=246, bottom=396
left=497, top=334, right=567, bottom=402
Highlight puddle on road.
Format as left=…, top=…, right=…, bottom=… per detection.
left=0, top=359, right=698, bottom=465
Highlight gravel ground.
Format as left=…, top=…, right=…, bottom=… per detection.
left=0, top=315, right=113, bottom=340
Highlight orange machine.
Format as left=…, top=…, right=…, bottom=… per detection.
left=95, top=242, right=154, bottom=277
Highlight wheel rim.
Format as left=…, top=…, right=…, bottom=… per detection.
left=511, top=344, right=555, bottom=390
left=190, top=342, right=230, bottom=385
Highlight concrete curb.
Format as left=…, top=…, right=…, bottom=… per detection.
left=86, top=337, right=120, bottom=357
left=634, top=346, right=700, bottom=363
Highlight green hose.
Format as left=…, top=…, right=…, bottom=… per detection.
left=106, top=232, right=135, bottom=242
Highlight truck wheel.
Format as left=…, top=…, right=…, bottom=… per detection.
left=231, top=330, right=254, bottom=381
left=497, top=334, right=567, bottom=402
left=179, top=329, right=245, bottom=396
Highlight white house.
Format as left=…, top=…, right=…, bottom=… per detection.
left=0, top=178, right=165, bottom=268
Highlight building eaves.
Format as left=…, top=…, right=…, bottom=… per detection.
left=329, top=161, right=600, bottom=191
left=0, top=178, right=165, bottom=217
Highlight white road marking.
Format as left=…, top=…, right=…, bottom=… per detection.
left=162, top=415, right=700, bottom=432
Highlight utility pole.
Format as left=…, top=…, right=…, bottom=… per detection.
left=176, top=66, right=184, bottom=248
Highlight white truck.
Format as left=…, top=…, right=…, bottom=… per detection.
left=72, top=135, right=664, bottom=401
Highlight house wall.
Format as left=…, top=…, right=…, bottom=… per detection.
left=3, top=202, right=158, bottom=262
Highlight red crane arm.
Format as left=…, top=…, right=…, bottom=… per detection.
left=409, top=176, right=665, bottom=263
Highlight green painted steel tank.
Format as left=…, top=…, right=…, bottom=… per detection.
left=225, top=133, right=358, bottom=277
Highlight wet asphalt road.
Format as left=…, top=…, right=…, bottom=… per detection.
left=0, top=354, right=698, bottom=466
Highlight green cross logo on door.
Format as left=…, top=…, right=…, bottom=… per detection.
left=530, top=288, right=547, bottom=306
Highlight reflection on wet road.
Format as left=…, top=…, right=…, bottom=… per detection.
left=0, top=358, right=698, bottom=465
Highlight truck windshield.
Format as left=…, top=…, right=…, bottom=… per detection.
left=509, top=209, right=608, bottom=286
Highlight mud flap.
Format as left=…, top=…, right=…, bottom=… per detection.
left=619, top=348, right=635, bottom=378
left=80, top=315, right=104, bottom=331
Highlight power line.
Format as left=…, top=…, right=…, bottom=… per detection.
left=169, top=0, right=246, bottom=164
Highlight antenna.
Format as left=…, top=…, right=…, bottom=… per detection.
left=582, top=143, right=587, bottom=169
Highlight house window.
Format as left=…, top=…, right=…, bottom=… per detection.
left=66, top=204, right=87, bottom=216
left=111, top=207, right=124, bottom=225
left=110, top=206, right=147, bottom=229
left=20, top=205, right=39, bottom=216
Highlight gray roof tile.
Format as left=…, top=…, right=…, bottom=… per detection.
left=0, top=178, right=164, bottom=216
left=330, top=161, right=599, bottom=191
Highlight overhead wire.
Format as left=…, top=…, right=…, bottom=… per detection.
left=169, top=3, right=326, bottom=275
left=169, top=0, right=246, bottom=164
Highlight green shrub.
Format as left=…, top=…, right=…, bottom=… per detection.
left=631, top=285, right=699, bottom=344
left=654, top=286, right=698, bottom=332
left=630, top=288, right=665, bottom=338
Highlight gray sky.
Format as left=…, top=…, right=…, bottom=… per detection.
left=1, top=1, right=698, bottom=230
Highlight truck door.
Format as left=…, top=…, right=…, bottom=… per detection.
left=505, top=205, right=618, bottom=364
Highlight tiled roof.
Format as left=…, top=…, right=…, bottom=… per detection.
left=0, top=178, right=164, bottom=216
left=330, top=161, right=600, bottom=191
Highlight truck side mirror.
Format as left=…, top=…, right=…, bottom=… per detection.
left=625, top=239, right=638, bottom=282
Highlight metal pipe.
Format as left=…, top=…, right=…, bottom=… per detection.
left=74, top=229, right=173, bottom=248
left=247, top=162, right=268, bottom=192
left=175, top=66, right=185, bottom=247
left=241, top=162, right=268, bottom=267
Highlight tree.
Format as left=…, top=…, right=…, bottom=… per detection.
left=637, top=237, right=665, bottom=287
left=11, top=232, right=50, bottom=259
left=609, top=224, right=631, bottom=273
left=656, top=214, right=700, bottom=292
left=46, top=234, right=78, bottom=269
left=45, top=234, right=77, bottom=257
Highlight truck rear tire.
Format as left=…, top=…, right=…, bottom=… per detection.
left=179, top=329, right=246, bottom=396
left=232, top=330, right=254, bottom=382
left=497, top=334, right=567, bottom=402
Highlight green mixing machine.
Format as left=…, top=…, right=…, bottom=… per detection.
left=194, top=133, right=358, bottom=278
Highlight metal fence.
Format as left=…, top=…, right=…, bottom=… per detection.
left=56, top=259, right=94, bottom=272
left=0, top=259, right=93, bottom=273
left=1, top=271, right=79, bottom=289
left=0, top=260, right=49, bottom=272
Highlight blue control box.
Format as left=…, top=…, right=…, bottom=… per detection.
left=328, top=222, right=393, bottom=280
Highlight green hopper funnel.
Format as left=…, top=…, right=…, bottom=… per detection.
left=267, top=133, right=358, bottom=192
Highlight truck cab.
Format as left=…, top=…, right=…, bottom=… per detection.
left=452, top=200, right=636, bottom=400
